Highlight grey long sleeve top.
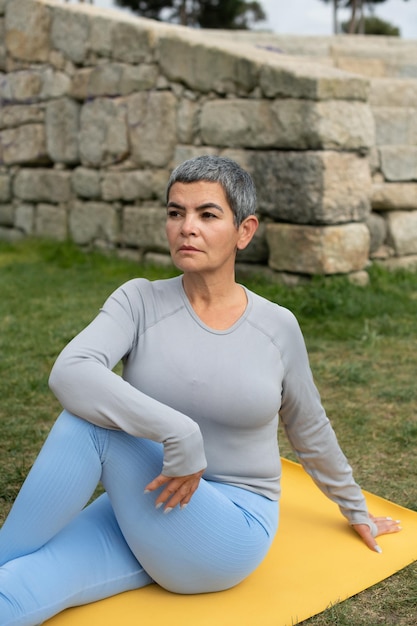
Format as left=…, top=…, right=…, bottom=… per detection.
left=49, top=275, right=374, bottom=530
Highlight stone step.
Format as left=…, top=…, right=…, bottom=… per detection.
left=370, top=78, right=417, bottom=107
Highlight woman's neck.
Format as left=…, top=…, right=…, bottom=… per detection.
left=182, top=273, right=247, bottom=330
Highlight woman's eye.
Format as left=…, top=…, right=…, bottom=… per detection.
left=202, top=211, right=217, bottom=219
left=167, top=210, right=180, bottom=218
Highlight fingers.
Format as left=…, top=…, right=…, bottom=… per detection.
left=353, top=514, right=402, bottom=554
left=372, top=515, right=402, bottom=535
left=144, top=471, right=204, bottom=512
left=144, top=474, right=171, bottom=493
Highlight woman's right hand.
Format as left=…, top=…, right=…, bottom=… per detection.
left=144, top=470, right=204, bottom=513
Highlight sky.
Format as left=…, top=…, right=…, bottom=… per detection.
left=65, top=0, right=417, bottom=39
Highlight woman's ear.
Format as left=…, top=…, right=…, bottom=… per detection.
left=237, top=215, right=259, bottom=251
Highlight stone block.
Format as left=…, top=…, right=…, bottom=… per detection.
left=158, top=35, right=259, bottom=94
left=369, top=79, right=417, bottom=108
left=75, top=65, right=118, bottom=99
left=398, top=65, right=417, bottom=80
left=266, top=222, right=370, bottom=275
left=200, top=98, right=374, bottom=150
left=101, top=170, right=166, bottom=202
left=15, top=202, right=34, bottom=234
left=260, top=55, right=369, bottom=101
left=370, top=243, right=395, bottom=260
left=5, top=0, right=51, bottom=62
left=373, top=107, right=417, bottom=146
left=366, top=211, right=387, bottom=254
left=40, top=68, right=71, bottom=100
left=70, top=68, right=92, bottom=100
left=0, top=104, right=45, bottom=129
left=302, top=100, right=374, bottom=150
left=120, top=64, right=158, bottom=95
left=386, top=210, right=417, bottom=256
left=146, top=168, right=169, bottom=203
left=224, top=150, right=371, bottom=225
left=111, top=21, right=152, bottom=64
left=0, top=226, right=24, bottom=242
left=0, top=203, right=13, bottom=226
left=201, top=99, right=280, bottom=149
left=0, top=17, right=5, bottom=70
left=173, top=145, right=219, bottom=168
left=90, top=15, right=113, bottom=58
left=143, top=251, right=173, bottom=267
left=347, top=270, right=370, bottom=287
left=126, top=91, right=177, bottom=168
left=0, top=69, right=70, bottom=104
left=334, top=57, right=387, bottom=78
left=35, top=203, right=67, bottom=241
left=46, top=97, right=80, bottom=164
left=0, top=124, right=48, bottom=165
left=371, top=182, right=417, bottom=211
left=375, top=254, right=417, bottom=271
left=72, top=167, right=101, bottom=199
left=177, top=98, right=199, bottom=144
left=51, top=7, right=90, bottom=64
left=379, top=146, right=417, bottom=182
left=0, top=70, right=43, bottom=103
left=14, top=168, right=71, bottom=203
left=71, top=63, right=158, bottom=99
left=79, top=98, right=129, bottom=167
left=48, top=48, right=67, bottom=72
left=122, top=205, right=168, bottom=251
left=69, top=200, right=119, bottom=245
left=0, top=173, right=10, bottom=201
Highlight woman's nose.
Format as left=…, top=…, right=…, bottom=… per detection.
left=181, top=214, right=198, bottom=236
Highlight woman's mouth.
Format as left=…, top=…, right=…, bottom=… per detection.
left=179, top=245, right=200, bottom=252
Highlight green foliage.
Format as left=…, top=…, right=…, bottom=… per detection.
left=320, top=0, right=407, bottom=35
left=341, top=14, right=400, bottom=35
left=114, top=0, right=266, bottom=29
left=1, top=239, right=417, bottom=623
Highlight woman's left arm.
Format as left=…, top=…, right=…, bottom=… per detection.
left=353, top=515, right=401, bottom=553
left=277, top=308, right=401, bottom=552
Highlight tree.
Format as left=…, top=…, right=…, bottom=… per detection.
left=114, top=0, right=266, bottom=29
left=320, top=0, right=409, bottom=35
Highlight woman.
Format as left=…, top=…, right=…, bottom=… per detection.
left=0, top=156, right=400, bottom=625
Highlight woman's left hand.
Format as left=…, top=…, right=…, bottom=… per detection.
left=352, top=514, right=402, bottom=553
left=144, top=470, right=204, bottom=513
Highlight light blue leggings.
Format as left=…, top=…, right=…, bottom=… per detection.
left=0, top=411, right=278, bottom=626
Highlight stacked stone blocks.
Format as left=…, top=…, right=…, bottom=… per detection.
left=210, top=30, right=417, bottom=272
left=0, top=0, right=415, bottom=278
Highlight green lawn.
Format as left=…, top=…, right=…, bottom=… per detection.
left=1, top=239, right=416, bottom=624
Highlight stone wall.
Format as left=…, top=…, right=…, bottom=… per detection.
left=210, top=30, right=417, bottom=273
left=0, top=0, right=415, bottom=280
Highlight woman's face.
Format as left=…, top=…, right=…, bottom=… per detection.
left=166, top=181, right=251, bottom=276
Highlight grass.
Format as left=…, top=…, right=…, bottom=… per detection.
left=1, top=238, right=416, bottom=624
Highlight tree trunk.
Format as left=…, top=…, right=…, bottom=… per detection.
left=348, top=0, right=358, bottom=34
left=179, top=0, right=188, bottom=26
left=358, top=0, right=365, bottom=34
left=332, top=0, right=338, bottom=34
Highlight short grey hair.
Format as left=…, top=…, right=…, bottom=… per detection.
left=166, top=155, right=257, bottom=227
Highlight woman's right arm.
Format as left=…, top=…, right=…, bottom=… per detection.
left=49, top=281, right=207, bottom=478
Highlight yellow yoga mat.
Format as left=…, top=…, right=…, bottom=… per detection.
left=45, top=459, right=417, bottom=626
